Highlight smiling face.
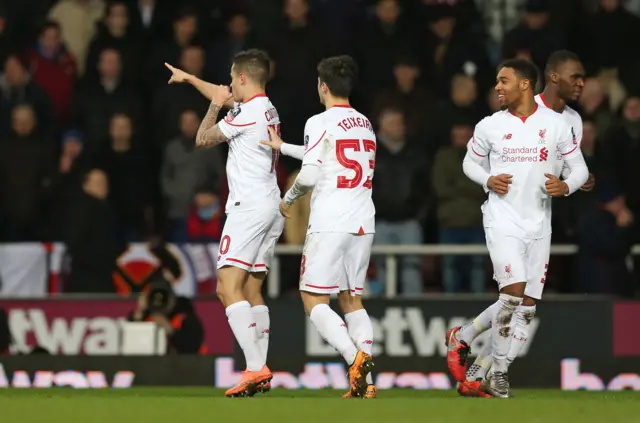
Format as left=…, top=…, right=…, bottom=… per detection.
left=495, top=66, right=530, bottom=108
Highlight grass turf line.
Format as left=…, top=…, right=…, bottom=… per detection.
left=1, top=388, right=638, bottom=423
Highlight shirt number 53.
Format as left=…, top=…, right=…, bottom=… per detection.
left=336, top=139, right=376, bottom=189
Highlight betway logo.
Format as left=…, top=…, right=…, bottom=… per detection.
left=9, top=309, right=125, bottom=355
left=0, top=364, right=134, bottom=388
left=214, top=358, right=452, bottom=390
left=306, top=308, right=539, bottom=357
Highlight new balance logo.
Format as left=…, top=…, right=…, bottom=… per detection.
left=249, top=323, right=257, bottom=329
left=539, top=147, right=548, bottom=162
left=503, top=133, right=512, bottom=140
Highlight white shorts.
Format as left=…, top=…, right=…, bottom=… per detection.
left=217, top=208, right=284, bottom=273
left=299, top=232, right=373, bottom=296
left=485, top=229, right=551, bottom=300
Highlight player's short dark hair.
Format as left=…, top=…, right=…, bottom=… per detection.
left=544, top=50, right=581, bottom=76
left=498, top=58, right=539, bottom=91
left=317, top=55, right=359, bottom=98
left=232, top=49, right=270, bottom=86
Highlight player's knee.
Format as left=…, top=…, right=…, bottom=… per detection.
left=300, top=291, right=330, bottom=316
left=522, top=296, right=536, bottom=307
left=500, top=282, right=526, bottom=298
left=244, top=272, right=266, bottom=306
left=216, top=266, right=246, bottom=306
left=338, top=291, right=363, bottom=314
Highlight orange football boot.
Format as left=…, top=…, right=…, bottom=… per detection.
left=446, top=326, right=471, bottom=382
left=225, top=366, right=272, bottom=398
left=457, top=380, right=493, bottom=398
left=347, top=351, right=374, bottom=397
left=342, top=385, right=377, bottom=398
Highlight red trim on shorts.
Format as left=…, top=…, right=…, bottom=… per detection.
left=305, top=130, right=326, bottom=155
left=305, top=284, right=339, bottom=289
left=226, top=258, right=252, bottom=267
left=350, top=287, right=364, bottom=292
left=253, top=264, right=269, bottom=270
left=226, top=121, right=256, bottom=127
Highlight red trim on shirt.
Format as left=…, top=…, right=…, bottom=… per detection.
left=508, top=104, right=538, bottom=123
left=305, top=130, right=327, bottom=154
left=471, top=145, right=486, bottom=157
left=331, top=104, right=352, bottom=109
left=538, top=93, right=551, bottom=109
left=226, top=121, right=256, bottom=127
left=561, top=145, right=579, bottom=156
left=243, top=93, right=267, bottom=104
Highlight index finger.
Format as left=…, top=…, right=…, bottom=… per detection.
left=164, top=62, right=175, bottom=71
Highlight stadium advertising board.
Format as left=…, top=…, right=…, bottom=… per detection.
left=1, top=356, right=639, bottom=390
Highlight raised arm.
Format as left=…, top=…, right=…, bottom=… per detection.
left=164, top=62, right=235, bottom=108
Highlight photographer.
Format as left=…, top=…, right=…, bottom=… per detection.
left=129, top=276, right=205, bottom=354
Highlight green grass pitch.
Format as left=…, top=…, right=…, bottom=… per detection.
left=1, top=388, right=639, bottom=423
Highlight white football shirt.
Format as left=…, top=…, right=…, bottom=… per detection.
left=535, top=93, right=583, bottom=176
left=301, top=105, right=376, bottom=234
left=218, top=94, right=281, bottom=213
left=469, top=105, right=582, bottom=239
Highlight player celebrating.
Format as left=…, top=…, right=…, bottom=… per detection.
left=447, top=58, right=589, bottom=398
left=451, top=51, right=595, bottom=397
left=165, top=50, right=283, bottom=397
left=262, top=55, right=376, bottom=398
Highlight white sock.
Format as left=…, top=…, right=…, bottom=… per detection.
left=457, top=301, right=499, bottom=345
left=506, top=305, right=536, bottom=368
left=491, top=294, right=522, bottom=373
left=345, top=309, right=374, bottom=385
left=252, top=305, right=270, bottom=364
left=309, top=304, right=358, bottom=365
left=226, top=301, right=264, bottom=372
left=466, top=338, right=493, bottom=381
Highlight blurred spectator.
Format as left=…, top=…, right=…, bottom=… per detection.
left=600, top=95, right=640, bottom=234
left=585, top=0, right=640, bottom=70
left=356, top=0, right=414, bottom=92
left=27, top=21, right=77, bottom=128
left=95, top=113, right=149, bottom=241
left=85, top=0, right=143, bottom=83
left=420, top=5, right=491, bottom=97
left=0, top=104, right=54, bottom=241
left=576, top=77, right=613, bottom=137
left=127, top=0, right=172, bottom=43
left=48, top=0, right=105, bottom=76
left=431, top=74, right=484, bottom=156
left=161, top=110, right=223, bottom=242
left=206, top=10, right=252, bottom=84
left=432, top=122, right=486, bottom=293
left=502, top=0, right=565, bottom=72
left=576, top=184, right=635, bottom=296
left=185, top=184, right=224, bottom=243
left=283, top=169, right=311, bottom=245
left=65, top=168, right=124, bottom=293
left=266, top=0, right=327, bottom=144
left=71, top=48, right=143, bottom=150
left=372, top=108, right=429, bottom=297
left=0, top=8, right=9, bottom=67
left=373, top=56, right=435, bottom=139
left=48, top=130, right=90, bottom=240
left=0, top=55, right=54, bottom=136
left=129, top=278, right=205, bottom=354
left=152, top=45, right=210, bottom=148
left=147, top=7, right=201, bottom=91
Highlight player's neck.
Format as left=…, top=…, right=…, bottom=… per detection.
left=242, top=87, right=266, bottom=103
left=541, top=89, right=566, bottom=113
left=324, top=96, right=351, bottom=110
left=509, top=95, right=537, bottom=118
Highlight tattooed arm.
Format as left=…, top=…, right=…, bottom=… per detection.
left=195, top=102, right=228, bottom=148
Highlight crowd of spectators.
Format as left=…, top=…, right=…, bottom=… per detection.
left=0, top=0, right=639, bottom=296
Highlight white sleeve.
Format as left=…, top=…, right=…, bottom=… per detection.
left=560, top=121, right=582, bottom=180
left=283, top=165, right=320, bottom=205
left=557, top=123, right=588, bottom=195
left=463, top=121, right=492, bottom=189
left=217, top=106, right=256, bottom=140
left=281, top=143, right=305, bottom=160
left=301, top=117, right=328, bottom=166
